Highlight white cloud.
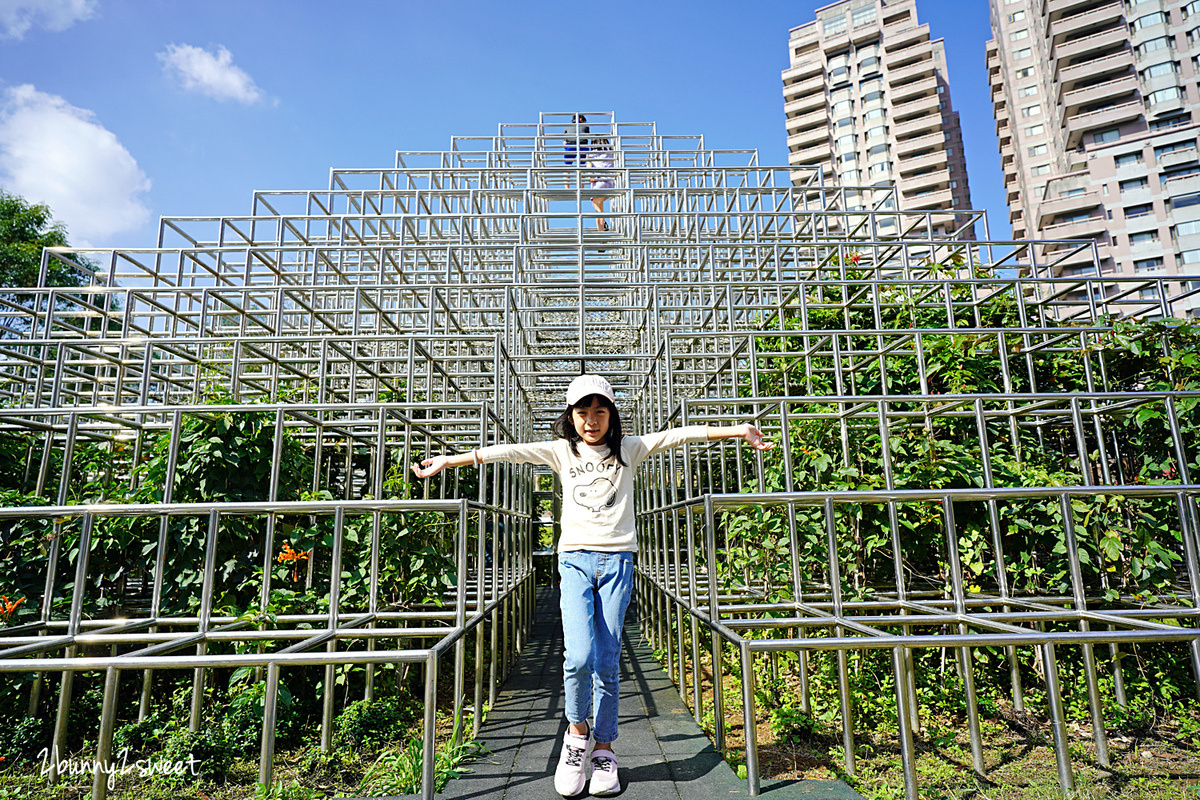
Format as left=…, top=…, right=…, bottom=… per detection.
left=158, top=43, right=264, bottom=105
left=0, top=85, right=151, bottom=244
left=0, top=0, right=97, bottom=40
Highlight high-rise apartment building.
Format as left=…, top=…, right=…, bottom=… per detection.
left=782, top=0, right=973, bottom=229
left=988, top=0, right=1200, bottom=315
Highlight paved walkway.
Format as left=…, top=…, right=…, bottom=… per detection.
left=396, top=588, right=863, bottom=799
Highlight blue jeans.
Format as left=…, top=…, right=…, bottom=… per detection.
left=558, top=550, right=634, bottom=744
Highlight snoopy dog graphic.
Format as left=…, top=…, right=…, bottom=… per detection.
left=574, top=476, right=617, bottom=512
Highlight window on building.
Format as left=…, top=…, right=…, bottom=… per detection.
left=1121, top=177, right=1149, bottom=191
left=1093, top=129, right=1121, bottom=144
left=1021, top=104, right=1042, bottom=118
left=832, top=99, right=854, bottom=115
left=1186, top=0, right=1200, bottom=18
left=1147, top=86, right=1184, bottom=105
left=836, top=134, right=856, bottom=150
left=1013, top=47, right=1032, bottom=59
left=823, top=13, right=848, bottom=35
left=1030, top=164, right=1051, bottom=176
left=869, top=162, right=890, bottom=176
left=868, top=143, right=889, bottom=156
left=1063, top=188, right=1086, bottom=197
left=1139, top=286, right=1161, bottom=300
left=1162, top=164, right=1200, bottom=184
left=1057, top=211, right=1092, bottom=225
left=1009, top=28, right=1029, bottom=41
left=1008, top=10, right=1026, bottom=22
left=840, top=152, right=857, bottom=163
left=1181, top=249, right=1200, bottom=264
left=1132, top=12, right=1168, bottom=31
left=1150, top=114, right=1190, bottom=131
left=1025, top=123, right=1045, bottom=136
left=864, top=108, right=886, bottom=120
left=859, top=56, right=881, bottom=72
left=865, top=125, right=887, bottom=140
left=949, top=180, right=958, bottom=188
left=1115, top=152, right=1144, bottom=166
left=862, top=90, right=884, bottom=104
left=1172, top=191, right=1200, bottom=209
left=829, top=65, right=849, bottom=81
left=1125, top=203, right=1153, bottom=217
left=1134, top=257, right=1165, bottom=271
left=1136, top=36, right=1173, bottom=57
left=841, top=169, right=861, bottom=183
left=852, top=5, right=876, bottom=27
left=1018, top=85, right=1038, bottom=98
left=1130, top=230, right=1160, bottom=244
left=837, top=117, right=856, bottom=129
left=1141, top=61, right=1179, bottom=80
left=1175, top=219, right=1200, bottom=237
left=1028, top=143, right=1048, bottom=156
left=1154, top=141, right=1196, bottom=158
left=1015, top=66, right=1034, bottom=79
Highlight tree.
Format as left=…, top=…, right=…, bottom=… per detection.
left=0, top=190, right=91, bottom=301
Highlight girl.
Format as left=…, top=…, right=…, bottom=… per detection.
left=413, top=374, right=774, bottom=796
left=587, top=137, right=615, bottom=231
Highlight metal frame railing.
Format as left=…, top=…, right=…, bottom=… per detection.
left=633, top=391, right=1200, bottom=799
left=5, top=113, right=1200, bottom=800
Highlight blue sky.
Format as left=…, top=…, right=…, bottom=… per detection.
left=0, top=0, right=1005, bottom=249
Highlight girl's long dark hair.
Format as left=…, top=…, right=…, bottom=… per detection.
left=552, top=394, right=627, bottom=467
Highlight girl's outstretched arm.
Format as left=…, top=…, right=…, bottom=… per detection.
left=412, top=450, right=481, bottom=479
left=706, top=423, right=776, bottom=451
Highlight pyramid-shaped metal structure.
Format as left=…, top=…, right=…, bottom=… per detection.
left=1, top=113, right=1198, bottom=800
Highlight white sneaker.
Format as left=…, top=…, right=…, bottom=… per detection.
left=589, top=750, right=620, bottom=796
left=553, top=729, right=593, bottom=796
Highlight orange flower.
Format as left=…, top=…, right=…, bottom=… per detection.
left=0, top=595, right=25, bottom=623
left=277, top=543, right=311, bottom=581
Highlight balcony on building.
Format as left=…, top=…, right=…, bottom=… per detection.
left=898, top=148, right=949, bottom=175
left=1056, top=47, right=1134, bottom=85
left=905, top=187, right=955, bottom=209
left=895, top=130, right=946, bottom=156
left=784, top=90, right=826, bottom=117
left=1048, top=1, right=1124, bottom=41
left=1045, top=0, right=1112, bottom=17
left=892, top=113, right=942, bottom=139
left=901, top=167, right=949, bottom=194
left=1037, top=180, right=1103, bottom=227
left=1165, top=172, right=1200, bottom=201
left=790, top=141, right=833, bottom=165
left=892, top=74, right=938, bottom=103
left=883, top=22, right=929, bottom=54
left=787, top=124, right=830, bottom=150
left=785, top=105, right=830, bottom=133
left=1041, top=212, right=1109, bottom=239
left=892, top=92, right=940, bottom=120
left=1064, top=100, right=1143, bottom=148
left=886, top=54, right=936, bottom=86
left=1157, top=143, right=1199, bottom=170
left=1059, top=74, right=1138, bottom=117
left=1052, top=25, right=1129, bottom=66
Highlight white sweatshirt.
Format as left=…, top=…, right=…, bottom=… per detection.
left=477, top=426, right=709, bottom=553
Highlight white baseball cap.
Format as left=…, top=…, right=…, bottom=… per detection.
left=566, top=374, right=616, bottom=406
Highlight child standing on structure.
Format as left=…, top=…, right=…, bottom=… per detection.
left=413, top=374, right=774, bottom=796
left=587, top=137, right=616, bottom=231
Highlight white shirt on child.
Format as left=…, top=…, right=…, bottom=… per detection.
left=477, top=426, right=709, bottom=553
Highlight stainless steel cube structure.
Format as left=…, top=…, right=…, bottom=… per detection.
left=1, top=113, right=1198, bottom=800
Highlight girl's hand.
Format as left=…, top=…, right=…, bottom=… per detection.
left=412, top=456, right=450, bottom=479
left=741, top=424, right=775, bottom=451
